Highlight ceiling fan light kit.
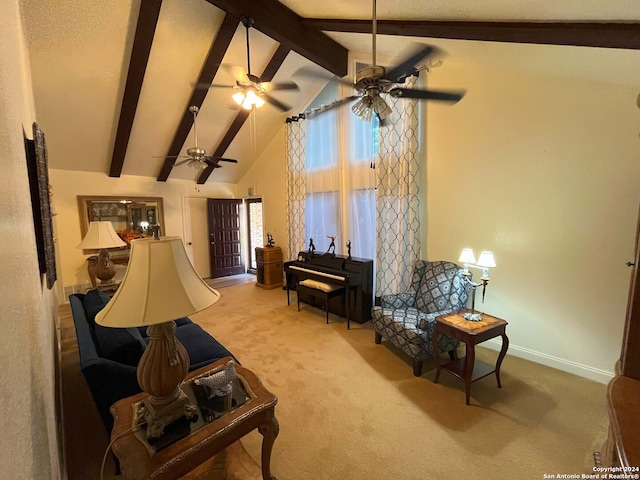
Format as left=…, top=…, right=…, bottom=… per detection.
left=232, top=89, right=265, bottom=110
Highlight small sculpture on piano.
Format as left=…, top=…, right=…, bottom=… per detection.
left=326, top=235, right=336, bottom=255
left=347, top=240, right=352, bottom=260
left=308, top=238, right=315, bottom=253
left=266, top=232, right=274, bottom=247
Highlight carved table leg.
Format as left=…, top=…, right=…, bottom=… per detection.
left=465, top=342, right=476, bottom=405
left=432, top=329, right=442, bottom=383
left=495, top=331, right=509, bottom=388
left=258, top=415, right=279, bottom=480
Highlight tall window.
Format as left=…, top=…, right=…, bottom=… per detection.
left=304, top=81, right=378, bottom=260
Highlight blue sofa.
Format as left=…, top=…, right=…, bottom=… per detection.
left=69, top=289, right=235, bottom=432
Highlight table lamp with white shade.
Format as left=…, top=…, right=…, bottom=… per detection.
left=95, top=236, right=220, bottom=438
left=77, top=221, right=127, bottom=285
left=458, top=248, right=497, bottom=322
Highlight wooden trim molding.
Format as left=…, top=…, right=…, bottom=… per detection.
left=204, top=0, right=348, bottom=76
left=109, top=0, right=163, bottom=178
left=157, top=13, right=241, bottom=182
left=302, top=19, right=640, bottom=50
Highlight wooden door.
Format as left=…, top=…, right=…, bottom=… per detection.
left=207, top=198, right=244, bottom=278
left=621, top=204, right=640, bottom=378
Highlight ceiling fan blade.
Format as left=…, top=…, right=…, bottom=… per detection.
left=383, top=44, right=439, bottom=83
left=295, top=66, right=354, bottom=88
left=246, top=73, right=262, bottom=84
left=262, top=81, right=299, bottom=92
left=174, top=158, right=193, bottom=166
left=205, top=156, right=238, bottom=164
left=306, top=94, right=361, bottom=118
left=194, top=82, right=235, bottom=89
left=221, top=64, right=250, bottom=83
left=389, top=88, right=465, bottom=103
left=262, top=93, right=291, bottom=112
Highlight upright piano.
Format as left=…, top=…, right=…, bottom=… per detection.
left=284, top=252, right=373, bottom=323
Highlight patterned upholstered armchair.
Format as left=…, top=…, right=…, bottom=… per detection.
left=371, top=260, right=470, bottom=376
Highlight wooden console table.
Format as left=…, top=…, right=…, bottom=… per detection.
left=109, top=358, right=279, bottom=480
left=433, top=310, right=509, bottom=405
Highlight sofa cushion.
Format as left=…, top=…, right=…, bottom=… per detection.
left=82, top=289, right=111, bottom=326
left=174, top=323, right=231, bottom=366
left=94, top=324, right=147, bottom=366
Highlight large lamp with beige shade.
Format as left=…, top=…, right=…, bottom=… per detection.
left=77, top=221, right=126, bottom=285
left=95, top=236, right=220, bottom=438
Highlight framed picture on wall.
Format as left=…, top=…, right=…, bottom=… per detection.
left=24, top=122, right=57, bottom=289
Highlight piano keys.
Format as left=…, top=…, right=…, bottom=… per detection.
left=284, top=251, right=373, bottom=323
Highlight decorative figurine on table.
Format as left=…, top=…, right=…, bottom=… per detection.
left=266, top=232, right=274, bottom=247
left=195, top=361, right=237, bottom=398
left=308, top=238, right=315, bottom=253
left=346, top=240, right=352, bottom=260
left=326, top=235, right=336, bottom=255
left=193, top=361, right=238, bottom=421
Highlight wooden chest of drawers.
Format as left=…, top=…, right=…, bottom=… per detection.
left=255, top=246, right=283, bottom=289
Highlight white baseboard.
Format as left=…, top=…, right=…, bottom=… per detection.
left=481, top=338, right=614, bottom=384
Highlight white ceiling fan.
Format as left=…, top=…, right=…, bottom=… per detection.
left=157, top=106, right=238, bottom=171
left=302, top=0, right=465, bottom=122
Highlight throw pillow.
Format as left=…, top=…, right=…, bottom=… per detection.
left=94, top=325, right=147, bottom=366
left=82, top=289, right=111, bottom=326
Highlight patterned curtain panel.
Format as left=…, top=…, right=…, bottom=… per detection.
left=285, top=120, right=307, bottom=261
left=375, top=75, right=421, bottom=297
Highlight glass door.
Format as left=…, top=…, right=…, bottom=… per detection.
left=246, top=198, right=263, bottom=273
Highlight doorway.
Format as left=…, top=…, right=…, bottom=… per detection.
left=207, top=198, right=245, bottom=278
left=246, top=198, right=264, bottom=273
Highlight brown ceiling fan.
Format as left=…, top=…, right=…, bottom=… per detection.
left=199, top=17, right=299, bottom=112
left=156, top=106, right=238, bottom=171
left=302, top=0, right=465, bottom=122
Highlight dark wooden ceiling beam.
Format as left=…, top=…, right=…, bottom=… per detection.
left=109, top=0, right=163, bottom=178
left=302, top=19, right=640, bottom=50
left=204, top=0, right=348, bottom=76
left=197, top=44, right=291, bottom=184
left=157, top=13, right=240, bottom=182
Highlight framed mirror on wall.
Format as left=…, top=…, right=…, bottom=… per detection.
left=77, top=196, right=165, bottom=253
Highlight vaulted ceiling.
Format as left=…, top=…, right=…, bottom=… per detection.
left=22, top=0, right=640, bottom=185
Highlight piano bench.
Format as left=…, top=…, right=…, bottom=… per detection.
left=296, top=279, right=349, bottom=328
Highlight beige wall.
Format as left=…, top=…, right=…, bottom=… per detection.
left=237, top=125, right=289, bottom=257
left=0, top=1, right=62, bottom=477
left=425, top=62, right=640, bottom=381
left=49, top=169, right=237, bottom=292
left=250, top=56, right=639, bottom=383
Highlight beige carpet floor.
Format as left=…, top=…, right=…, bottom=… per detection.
left=62, top=281, right=610, bottom=479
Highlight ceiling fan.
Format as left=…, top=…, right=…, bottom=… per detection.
left=158, top=105, right=238, bottom=171
left=200, top=17, right=299, bottom=112
left=304, top=0, right=465, bottom=122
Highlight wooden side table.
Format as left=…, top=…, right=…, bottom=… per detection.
left=433, top=310, right=509, bottom=405
left=109, top=358, right=279, bottom=480
left=255, top=246, right=283, bottom=289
